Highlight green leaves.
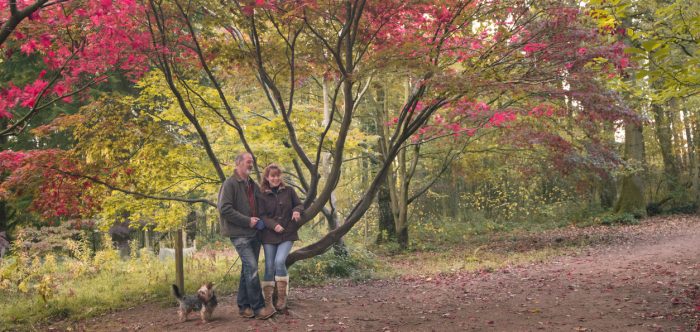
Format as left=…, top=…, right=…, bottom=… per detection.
left=640, top=40, right=662, bottom=52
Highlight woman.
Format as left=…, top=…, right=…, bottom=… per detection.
left=258, top=163, right=304, bottom=312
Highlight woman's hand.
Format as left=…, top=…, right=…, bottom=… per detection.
left=274, top=224, right=284, bottom=233
left=292, top=211, right=301, bottom=222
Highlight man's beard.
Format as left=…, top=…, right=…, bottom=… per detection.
left=238, top=167, right=251, bottom=177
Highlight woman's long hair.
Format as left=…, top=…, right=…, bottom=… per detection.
left=261, top=163, right=285, bottom=192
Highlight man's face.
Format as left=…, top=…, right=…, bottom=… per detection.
left=236, top=154, right=254, bottom=176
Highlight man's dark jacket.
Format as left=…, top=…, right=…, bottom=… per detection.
left=218, top=171, right=260, bottom=238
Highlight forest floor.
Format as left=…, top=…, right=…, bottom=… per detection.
left=47, top=215, right=700, bottom=331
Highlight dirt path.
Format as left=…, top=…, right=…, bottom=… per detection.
left=49, top=216, right=700, bottom=331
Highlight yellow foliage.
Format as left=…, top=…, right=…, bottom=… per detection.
left=35, top=275, right=54, bottom=303
left=18, top=281, right=29, bottom=293
left=93, top=249, right=120, bottom=271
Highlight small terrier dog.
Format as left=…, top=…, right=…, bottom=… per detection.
left=171, top=282, right=218, bottom=323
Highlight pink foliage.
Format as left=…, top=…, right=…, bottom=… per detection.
left=0, top=0, right=152, bottom=119
left=0, top=149, right=101, bottom=219
left=489, top=111, right=517, bottom=127
left=523, top=42, right=548, bottom=54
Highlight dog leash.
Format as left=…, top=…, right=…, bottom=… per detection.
left=217, top=255, right=241, bottom=286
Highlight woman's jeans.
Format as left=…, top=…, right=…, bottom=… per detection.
left=230, top=236, right=264, bottom=312
left=263, top=241, right=293, bottom=281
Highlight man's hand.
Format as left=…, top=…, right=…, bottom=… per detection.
left=249, top=217, right=260, bottom=228
left=274, top=224, right=284, bottom=233
left=292, top=211, right=301, bottom=222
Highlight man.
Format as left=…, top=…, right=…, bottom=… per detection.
left=218, top=152, right=275, bottom=320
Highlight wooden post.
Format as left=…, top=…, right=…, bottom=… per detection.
left=144, top=228, right=151, bottom=251
left=175, top=229, right=184, bottom=292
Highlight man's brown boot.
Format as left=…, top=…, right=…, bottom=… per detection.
left=239, top=307, right=254, bottom=318
left=256, top=281, right=276, bottom=320
left=274, top=276, right=289, bottom=311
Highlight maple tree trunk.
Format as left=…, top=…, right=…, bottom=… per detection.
left=392, top=79, right=417, bottom=250
left=321, top=76, right=348, bottom=256
left=286, top=124, right=414, bottom=264
left=615, top=122, right=647, bottom=216
left=321, top=205, right=348, bottom=256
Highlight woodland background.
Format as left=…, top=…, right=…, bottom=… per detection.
left=0, top=0, right=698, bottom=329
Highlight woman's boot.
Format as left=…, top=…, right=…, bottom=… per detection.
left=274, top=276, right=289, bottom=310
left=257, top=281, right=276, bottom=319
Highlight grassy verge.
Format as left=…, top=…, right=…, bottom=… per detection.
left=2, top=209, right=657, bottom=330
left=0, top=247, right=245, bottom=331
left=0, top=241, right=379, bottom=331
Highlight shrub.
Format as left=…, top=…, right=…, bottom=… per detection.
left=290, top=247, right=377, bottom=285
left=599, top=212, right=638, bottom=226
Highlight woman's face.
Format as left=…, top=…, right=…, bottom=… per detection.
left=267, top=170, right=282, bottom=188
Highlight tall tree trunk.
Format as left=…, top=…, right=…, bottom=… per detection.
left=393, top=79, right=415, bottom=250
left=682, top=105, right=695, bottom=177
left=652, top=103, right=681, bottom=201
left=691, top=106, right=700, bottom=211
left=670, top=100, right=686, bottom=171
left=375, top=182, right=396, bottom=243
left=199, top=204, right=207, bottom=241
left=395, top=144, right=409, bottom=249
left=321, top=75, right=347, bottom=255
left=599, top=123, right=617, bottom=209
left=599, top=172, right=617, bottom=209
left=614, top=121, right=647, bottom=216
left=372, top=82, right=398, bottom=242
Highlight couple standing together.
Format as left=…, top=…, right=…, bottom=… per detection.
left=217, top=152, right=304, bottom=320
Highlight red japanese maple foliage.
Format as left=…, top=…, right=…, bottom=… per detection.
left=0, top=1, right=153, bottom=222
left=0, top=0, right=633, bottom=226
left=367, top=2, right=631, bottom=150
left=0, top=149, right=100, bottom=219
left=0, top=0, right=151, bottom=134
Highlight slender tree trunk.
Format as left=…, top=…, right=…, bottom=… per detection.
left=395, top=144, right=409, bottom=249
left=670, top=100, right=686, bottom=171
left=375, top=183, right=396, bottom=243
left=321, top=76, right=347, bottom=255
left=372, top=82, right=397, bottom=243
left=599, top=173, right=617, bottom=209
left=598, top=123, right=617, bottom=209
left=199, top=204, right=207, bottom=241
left=691, top=107, right=700, bottom=211
left=394, top=78, right=414, bottom=250
left=682, top=105, right=695, bottom=177
left=652, top=103, right=681, bottom=202
left=615, top=121, right=647, bottom=216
